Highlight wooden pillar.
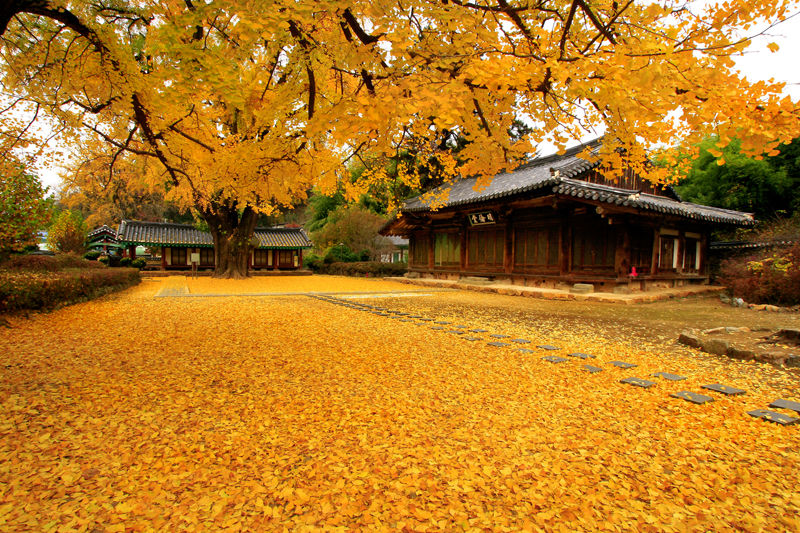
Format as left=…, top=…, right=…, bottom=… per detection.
left=271, top=250, right=277, bottom=270
left=250, top=249, right=254, bottom=270
left=650, top=229, right=660, bottom=275
left=298, top=249, right=303, bottom=269
left=676, top=230, right=685, bottom=274
left=129, top=245, right=136, bottom=259
left=460, top=225, right=468, bottom=272
left=614, top=225, right=631, bottom=278
left=161, top=246, right=166, bottom=270
left=504, top=220, right=513, bottom=274
left=559, top=211, right=570, bottom=276
left=427, top=230, right=434, bottom=271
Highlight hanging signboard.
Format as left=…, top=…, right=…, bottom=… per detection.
left=467, top=211, right=497, bottom=226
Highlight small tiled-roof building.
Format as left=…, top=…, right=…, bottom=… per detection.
left=86, top=225, right=122, bottom=254
left=116, top=220, right=312, bottom=270
left=380, top=139, right=754, bottom=291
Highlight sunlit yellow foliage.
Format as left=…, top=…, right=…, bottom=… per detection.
left=1, top=1, right=798, bottom=274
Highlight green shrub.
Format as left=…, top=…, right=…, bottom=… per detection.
left=718, top=243, right=800, bottom=306
left=303, top=253, right=323, bottom=271
left=323, top=243, right=359, bottom=263
left=84, top=250, right=101, bottom=260
left=98, top=255, right=110, bottom=266
left=0, top=268, right=140, bottom=313
left=131, top=258, right=147, bottom=270
left=119, top=257, right=132, bottom=267
left=313, top=261, right=407, bottom=277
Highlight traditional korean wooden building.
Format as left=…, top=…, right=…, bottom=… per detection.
left=116, top=220, right=312, bottom=271
left=380, top=140, right=754, bottom=291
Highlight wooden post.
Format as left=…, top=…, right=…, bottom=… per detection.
left=298, top=249, right=303, bottom=269
left=504, top=220, right=513, bottom=274
left=129, top=245, right=136, bottom=259
left=676, top=231, right=685, bottom=274
left=614, top=225, right=631, bottom=278
left=427, top=230, right=434, bottom=271
left=271, top=250, right=277, bottom=270
left=559, top=211, right=570, bottom=276
left=161, top=246, right=166, bottom=270
left=650, top=229, right=660, bottom=275
left=460, top=225, right=468, bottom=272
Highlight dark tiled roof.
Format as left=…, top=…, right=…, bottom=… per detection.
left=399, top=140, right=753, bottom=226
left=117, top=220, right=312, bottom=249
left=87, top=225, right=118, bottom=240
left=710, top=240, right=795, bottom=251
left=553, top=178, right=753, bottom=225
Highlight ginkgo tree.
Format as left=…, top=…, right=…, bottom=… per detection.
left=1, top=0, right=798, bottom=277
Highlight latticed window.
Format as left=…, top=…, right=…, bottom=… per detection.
left=572, top=225, right=616, bottom=269
left=514, top=226, right=559, bottom=269
left=254, top=249, right=269, bottom=266
left=171, top=247, right=187, bottom=266
left=467, top=229, right=504, bottom=268
left=200, top=248, right=215, bottom=265
left=434, top=232, right=460, bottom=267
left=411, top=234, right=429, bottom=266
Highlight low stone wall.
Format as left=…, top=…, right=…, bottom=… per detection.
left=678, top=328, right=800, bottom=368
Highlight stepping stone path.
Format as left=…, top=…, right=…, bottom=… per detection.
left=313, top=298, right=791, bottom=427
left=609, top=361, right=637, bottom=369
left=769, top=399, right=800, bottom=414
left=701, top=384, right=746, bottom=396
left=652, top=372, right=686, bottom=381
left=671, top=391, right=714, bottom=405
left=747, top=409, right=799, bottom=425
left=621, top=377, right=657, bottom=389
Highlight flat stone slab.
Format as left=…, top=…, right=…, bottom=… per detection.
left=511, top=339, right=531, bottom=344
left=653, top=372, right=687, bottom=381
left=747, top=409, right=799, bottom=425
left=434, top=321, right=451, bottom=325
left=769, top=399, right=800, bottom=414
left=702, top=384, right=746, bottom=396
left=609, top=361, right=637, bottom=369
left=490, top=334, right=509, bottom=338
left=671, top=391, right=714, bottom=405
left=518, top=348, right=534, bottom=354
left=398, top=319, right=413, bottom=322
left=570, top=283, right=594, bottom=294
left=453, top=324, right=468, bottom=328
left=470, top=329, right=488, bottom=333
left=537, top=345, right=560, bottom=351
left=409, top=315, right=422, bottom=319
left=418, top=318, right=433, bottom=322
left=487, top=341, right=510, bottom=347
left=376, top=313, right=389, bottom=316
left=621, top=377, right=657, bottom=388
left=430, top=326, right=444, bottom=330
left=542, top=355, right=568, bottom=363
left=463, top=336, right=481, bottom=341
left=582, top=365, right=603, bottom=373
left=568, top=352, right=595, bottom=359
left=449, top=330, right=465, bottom=335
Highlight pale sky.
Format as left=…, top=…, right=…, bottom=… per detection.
left=30, top=7, right=800, bottom=193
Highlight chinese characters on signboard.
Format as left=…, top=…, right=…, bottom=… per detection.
left=468, top=211, right=497, bottom=226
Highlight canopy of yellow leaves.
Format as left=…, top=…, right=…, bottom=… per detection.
left=1, top=277, right=798, bottom=530
left=1, top=0, right=799, bottom=213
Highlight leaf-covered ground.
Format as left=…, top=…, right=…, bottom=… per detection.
left=1, top=276, right=798, bottom=531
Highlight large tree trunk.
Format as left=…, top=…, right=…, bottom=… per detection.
left=201, top=204, right=259, bottom=279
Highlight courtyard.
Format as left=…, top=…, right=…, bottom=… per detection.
left=1, top=276, right=798, bottom=531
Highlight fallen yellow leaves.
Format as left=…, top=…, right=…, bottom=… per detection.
left=0, top=277, right=798, bottom=531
